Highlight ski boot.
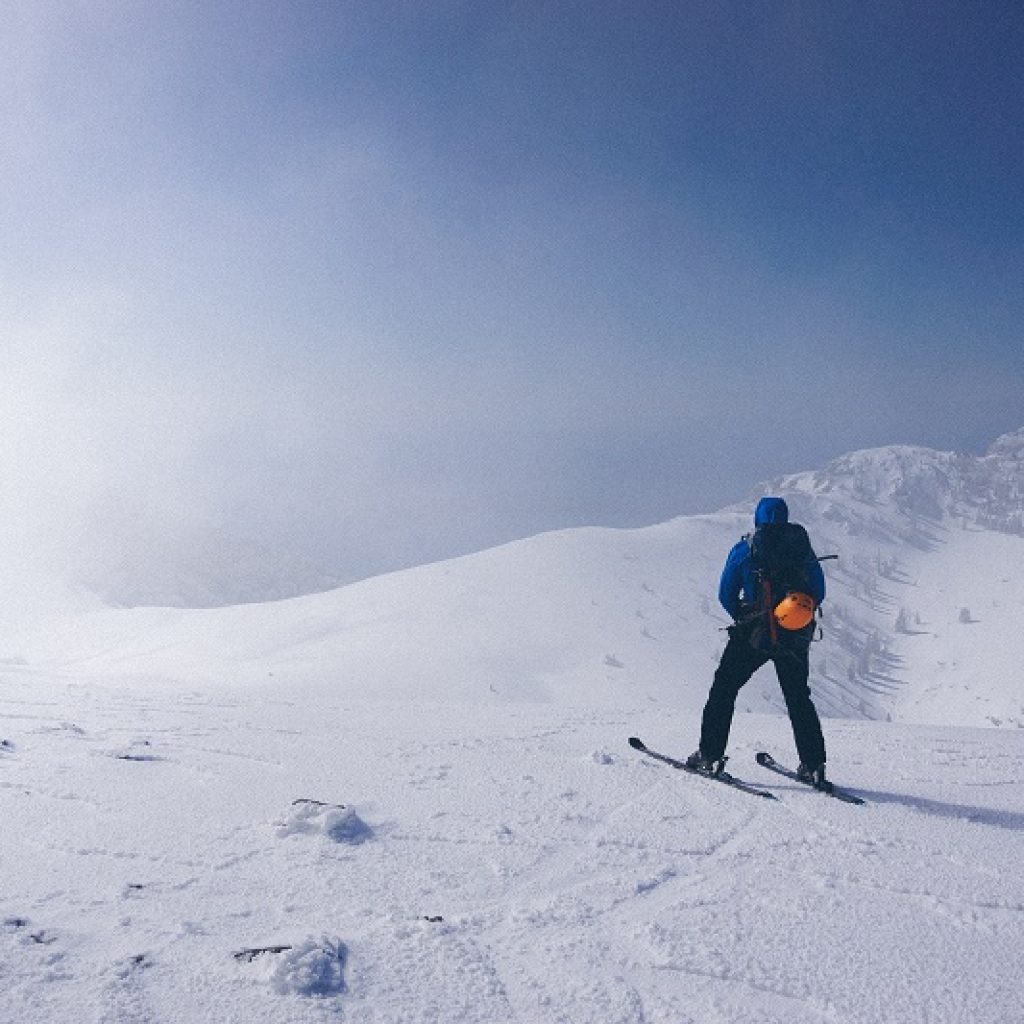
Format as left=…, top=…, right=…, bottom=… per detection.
left=796, top=762, right=831, bottom=791
left=685, top=750, right=726, bottom=777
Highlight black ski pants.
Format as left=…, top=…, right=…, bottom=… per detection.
left=699, top=629, right=826, bottom=767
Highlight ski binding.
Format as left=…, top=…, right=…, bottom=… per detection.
left=629, top=737, right=777, bottom=800
left=755, top=752, right=865, bottom=805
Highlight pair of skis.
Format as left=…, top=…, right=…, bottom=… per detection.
left=628, top=737, right=865, bottom=805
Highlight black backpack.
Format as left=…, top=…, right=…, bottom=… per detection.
left=744, top=523, right=816, bottom=651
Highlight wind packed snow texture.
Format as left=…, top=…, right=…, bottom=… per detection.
left=2, top=687, right=1023, bottom=1024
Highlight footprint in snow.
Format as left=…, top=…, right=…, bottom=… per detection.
left=99, top=952, right=158, bottom=1024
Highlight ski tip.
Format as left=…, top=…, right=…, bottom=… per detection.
left=627, top=736, right=647, bottom=751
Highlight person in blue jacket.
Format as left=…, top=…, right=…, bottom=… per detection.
left=687, top=497, right=829, bottom=787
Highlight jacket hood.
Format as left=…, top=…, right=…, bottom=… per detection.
left=754, top=496, right=789, bottom=526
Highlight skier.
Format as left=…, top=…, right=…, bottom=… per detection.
left=686, top=497, right=830, bottom=787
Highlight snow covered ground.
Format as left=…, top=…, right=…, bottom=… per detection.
left=2, top=671, right=1023, bottom=1024
left=3, top=432, right=1024, bottom=1022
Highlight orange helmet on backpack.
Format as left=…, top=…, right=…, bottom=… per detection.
left=774, top=591, right=816, bottom=630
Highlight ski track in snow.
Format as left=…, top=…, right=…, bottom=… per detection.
left=2, top=682, right=1024, bottom=1024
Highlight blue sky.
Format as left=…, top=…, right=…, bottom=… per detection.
left=2, top=2, right=1022, bottom=599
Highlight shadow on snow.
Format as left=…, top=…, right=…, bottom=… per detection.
left=857, top=788, right=1024, bottom=832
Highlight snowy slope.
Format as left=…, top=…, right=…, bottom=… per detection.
left=3, top=431, right=1024, bottom=1022
left=3, top=515, right=746, bottom=710
left=1, top=683, right=1022, bottom=1024
left=6, top=431, right=1024, bottom=728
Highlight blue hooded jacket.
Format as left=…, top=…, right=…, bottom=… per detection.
left=718, top=497, right=826, bottom=620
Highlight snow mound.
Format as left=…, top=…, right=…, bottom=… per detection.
left=275, top=800, right=372, bottom=844
left=268, top=937, right=348, bottom=997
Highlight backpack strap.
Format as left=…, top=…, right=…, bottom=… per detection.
left=763, top=576, right=778, bottom=646
left=745, top=530, right=780, bottom=643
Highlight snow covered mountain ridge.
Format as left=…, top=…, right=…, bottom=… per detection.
left=3, top=429, right=1023, bottom=730
left=736, top=428, right=1024, bottom=728
left=760, top=427, right=1024, bottom=542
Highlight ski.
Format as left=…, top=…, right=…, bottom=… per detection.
left=628, top=737, right=777, bottom=800
left=755, top=752, right=865, bottom=805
